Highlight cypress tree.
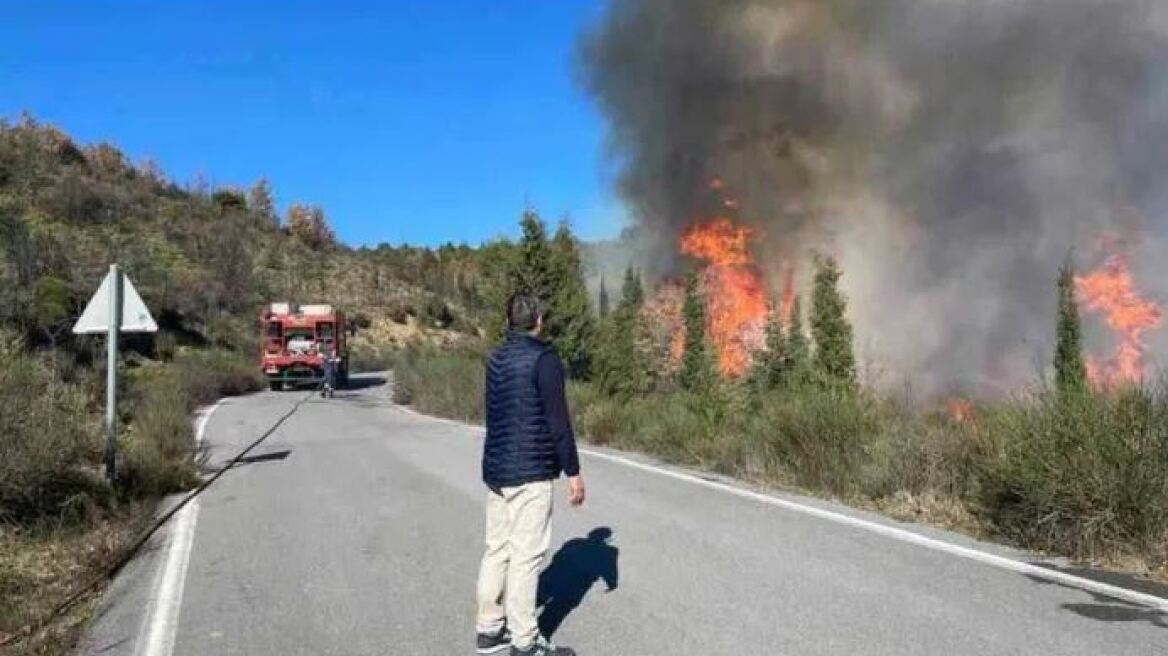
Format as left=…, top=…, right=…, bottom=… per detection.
left=785, top=295, right=809, bottom=387
left=1054, top=255, right=1087, bottom=396
left=594, top=269, right=647, bottom=397
left=810, top=254, right=856, bottom=387
left=598, top=277, right=610, bottom=319
left=680, top=270, right=715, bottom=391
left=751, top=300, right=787, bottom=389
left=620, top=266, right=644, bottom=309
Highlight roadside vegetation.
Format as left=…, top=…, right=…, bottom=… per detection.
left=391, top=212, right=1168, bottom=582
left=0, top=333, right=262, bottom=653
left=0, top=116, right=476, bottom=653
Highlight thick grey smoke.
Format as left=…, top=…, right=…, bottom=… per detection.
left=580, top=0, right=1168, bottom=395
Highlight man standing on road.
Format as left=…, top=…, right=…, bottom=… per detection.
left=475, top=294, right=585, bottom=656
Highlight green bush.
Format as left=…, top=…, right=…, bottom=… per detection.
left=744, top=386, right=880, bottom=495
left=985, top=385, right=1168, bottom=558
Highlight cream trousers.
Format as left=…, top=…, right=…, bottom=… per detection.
left=475, top=480, right=553, bottom=649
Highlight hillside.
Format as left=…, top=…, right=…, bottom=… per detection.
left=0, top=116, right=493, bottom=360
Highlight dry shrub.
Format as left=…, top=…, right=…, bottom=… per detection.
left=350, top=342, right=396, bottom=373
left=121, top=349, right=263, bottom=496
left=0, top=503, right=152, bottom=655
left=0, top=338, right=107, bottom=524
left=391, top=343, right=485, bottom=422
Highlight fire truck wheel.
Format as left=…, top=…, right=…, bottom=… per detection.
left=269, top=380, right=282, bottom=392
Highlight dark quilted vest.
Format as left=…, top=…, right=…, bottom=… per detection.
left=482, top=333, right=558, bottom=487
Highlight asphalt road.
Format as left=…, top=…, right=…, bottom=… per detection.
left=79, top=374, right=1168, bottom=656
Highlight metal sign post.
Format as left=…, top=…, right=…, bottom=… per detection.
left=104, top=265, right=123, bottom=483
left=74, top=264, right=157, bottom=484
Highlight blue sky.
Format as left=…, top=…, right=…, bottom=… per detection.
left=0, top=1, right=624, bottom=247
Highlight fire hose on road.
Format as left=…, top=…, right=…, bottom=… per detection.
left=1, top=382, right=329, bottom=649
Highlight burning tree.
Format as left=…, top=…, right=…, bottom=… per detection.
left=1074, top=241, right=1163, bottom=389
left=640, top=277, right=685, bottom=377
left=678, top=180, right=768, bottom=378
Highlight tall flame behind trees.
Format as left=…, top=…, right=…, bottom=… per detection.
left=581, top=0, right=1168, bottom=395
left=679, top=182, right=769, bottom=377
left=1075, top=245, right=1163, bottom=389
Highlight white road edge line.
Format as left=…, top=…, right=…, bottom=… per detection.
left=395, top=404, right=1168, bottom=612
left=133, top=399, right=226, bottom=656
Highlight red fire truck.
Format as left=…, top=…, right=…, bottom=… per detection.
left=260, top=303, right=350, bottom=391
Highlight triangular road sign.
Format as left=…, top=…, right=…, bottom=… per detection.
left=73, top=268, right=158, bottom=334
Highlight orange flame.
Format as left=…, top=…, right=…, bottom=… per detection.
left=680, top=216, right=768, bottom=377
left=947, top=398, right=975, bottom=424
left=1075, top=249, right=1163, bottom=388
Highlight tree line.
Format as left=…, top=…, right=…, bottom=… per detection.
left=491, top=207, right=860, bottom=399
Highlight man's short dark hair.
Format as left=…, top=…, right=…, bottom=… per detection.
left=507, top=293, right=544, bottom=331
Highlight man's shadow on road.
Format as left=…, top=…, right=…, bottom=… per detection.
left=538, top=527, right=619, bottom=638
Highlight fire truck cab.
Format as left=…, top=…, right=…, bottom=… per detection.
left=260, top=303, right=350, bottom=391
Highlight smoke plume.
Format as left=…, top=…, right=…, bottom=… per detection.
left=579, top=0, right=1168, bottom=395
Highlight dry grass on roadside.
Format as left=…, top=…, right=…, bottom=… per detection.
left=0, top=343, right=263, bottom=656
left=394, top=347, right=1168, bottom=578
left=121, top=349, right=263, bottom=496
left=390, top=342, right=486, bottom=423
left=0, top=503, right=153, bottom=655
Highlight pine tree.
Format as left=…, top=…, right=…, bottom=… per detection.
left=1054, top=255, right=1087, bottom=396
left=598, top=277, right=610, bottom=319
left=680, top=270, right=715, bottom=391
left=548, top=221, right=596, bottom=378
left=810, top=254, right=855, bottom=387
left=511, top=209, right=554, bottom=299
left=785, top=295, right=810, bottom=387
